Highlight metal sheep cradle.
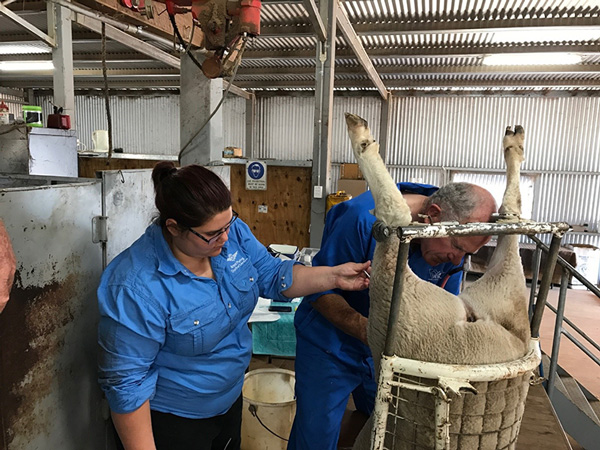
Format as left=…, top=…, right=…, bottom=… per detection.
left=368, top=219, right=569, bottom=450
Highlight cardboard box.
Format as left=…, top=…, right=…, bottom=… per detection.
left=337, top=178, right=367, bottom=198
left=340, top=163, right=363, bottom=179
left=223, top=146, right=243, bottom=158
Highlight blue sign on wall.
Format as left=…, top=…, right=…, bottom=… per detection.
left=245, top=160, right=267, bottom=190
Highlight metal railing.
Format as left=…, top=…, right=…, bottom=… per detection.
left=527, top=235, right=600, bottom=401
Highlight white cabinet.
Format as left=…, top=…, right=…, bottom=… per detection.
left=0, top=126, right=77, bottom=177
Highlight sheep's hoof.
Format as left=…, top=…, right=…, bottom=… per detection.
left=503, top=125, right=525, bottom=161
left=505, top=125, right=524, bottom=137
left=345, top=112, right=368, bottom=130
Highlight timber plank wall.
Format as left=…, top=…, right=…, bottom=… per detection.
left=79, top=157, right=312, bottom=249
left=78, top=156, right=166, bottom=179
left=229, top=164, right=311, bottom=249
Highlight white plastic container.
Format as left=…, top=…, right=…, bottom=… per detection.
left=241, top=368, right=296, bottom=450
left=92, top=130, right=109, bottom=152
left=0, top=101, right=9, bottom=125
left=570, top=244, right=600, bottom=289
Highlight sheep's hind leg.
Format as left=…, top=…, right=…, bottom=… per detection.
left=460, top=125, right=529, bottom=343
left=344, top=113, right=411, bottom=228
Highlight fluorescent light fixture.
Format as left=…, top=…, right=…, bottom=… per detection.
left=0, top=61, right=54, bottom=71
left=0, top=43, right=52, bottom=55
left=483, top=53, right=582, bottom=66
left=491, top=30, right=600, bottom=44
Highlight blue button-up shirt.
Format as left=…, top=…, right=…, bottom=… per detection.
left=98, top=220, right=295, bottom=418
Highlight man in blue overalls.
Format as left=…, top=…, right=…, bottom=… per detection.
left=288, top=182, right=497, bottom=450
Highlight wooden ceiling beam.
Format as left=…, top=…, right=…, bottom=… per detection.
left=76, top=0, right=203, bottom=47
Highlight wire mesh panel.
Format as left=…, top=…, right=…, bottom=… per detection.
left=382, top=375, right=439, bottom=449
left=371, top=340, right=542, bottom=450
left=380, top=372, right=532, bottom=450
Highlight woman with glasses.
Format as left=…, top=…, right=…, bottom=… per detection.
left=97, top=161, right=371, bottom=450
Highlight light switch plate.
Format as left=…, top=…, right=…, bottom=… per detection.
left=313, top=185, right=323, bottom=198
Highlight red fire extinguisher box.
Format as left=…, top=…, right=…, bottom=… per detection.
left=47, top=113, right=71, bottom=130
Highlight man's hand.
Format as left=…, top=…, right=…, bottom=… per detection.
left=0, top=220, right=16, bottom=313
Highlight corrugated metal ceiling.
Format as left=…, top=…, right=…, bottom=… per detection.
left=0, top=0, right=598, bottom=91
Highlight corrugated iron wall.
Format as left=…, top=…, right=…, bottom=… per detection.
left=223, top=96, right=246, bottom=150
left=388, top=96, right=600, bottom=173
left=36, top=93, right=244, bottom=156
left=256, top=94, right=600, bottom=262
left=254, top=95, right=381, bottom=163
left=1, top=91, right=24, bottom=118
left=254, top=96, right=314, bottom=161
left=34, top=92, right=600, bottom=253
left=387, top=96, right=600, bottom=234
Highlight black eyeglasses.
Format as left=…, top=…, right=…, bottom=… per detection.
left=188, top=210, right=238, bottom=245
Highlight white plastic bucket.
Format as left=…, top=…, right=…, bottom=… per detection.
left=570, top=244, right=600, bottom=289
left=241, top=368, right=296, bottom=450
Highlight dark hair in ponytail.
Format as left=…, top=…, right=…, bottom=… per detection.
left=152, top=161, right=231, bottom=228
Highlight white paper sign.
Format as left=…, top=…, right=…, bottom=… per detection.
left=245, top=160, right=267, bottom=190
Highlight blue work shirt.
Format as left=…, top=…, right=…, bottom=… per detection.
left=294, top=183, right=463, bottom=358
left=98, top=220, right=296, bottom=418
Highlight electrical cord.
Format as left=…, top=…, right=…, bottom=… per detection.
left=184, top=20, right=196, bottom=55
left=101, top=23, right=113, bottom=161
left=169, top=11, right=248, bottom=162
left=169, top=13, right=204, bottom=71
left=248, top=404, right=289, bottom=441
left=178, top=36, right=246, bottom=162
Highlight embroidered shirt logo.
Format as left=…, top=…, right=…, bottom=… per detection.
left=428, top=268, right=444, bottom=282
left=228, top=251, right=248, bottom=273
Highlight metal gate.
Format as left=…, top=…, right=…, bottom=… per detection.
left=0, top=176, right=105, bottom=450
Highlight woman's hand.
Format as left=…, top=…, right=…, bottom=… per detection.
left=286, top=261, right=371, bottom=298
left=333, top=261, right=371, bottom=291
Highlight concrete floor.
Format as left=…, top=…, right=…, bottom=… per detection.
left=537, top=285, right=600, bottom=399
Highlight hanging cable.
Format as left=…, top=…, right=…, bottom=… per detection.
left=168, top=10, right=249, bottom=163
left=169, top=13, right=204, bottom=72
left=177, top=35, right=247, bottom=162
left=101, top=23, right=113, bottom=162
left=184, top=21, right=196, bottom=55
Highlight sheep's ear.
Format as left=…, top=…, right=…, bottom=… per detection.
left=369, top=208, right=376, bottom=217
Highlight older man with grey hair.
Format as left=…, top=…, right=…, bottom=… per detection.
left=289, top=182, right=497, bottom=450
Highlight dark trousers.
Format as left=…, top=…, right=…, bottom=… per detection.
left=114, top=394, right=243, bottom=450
